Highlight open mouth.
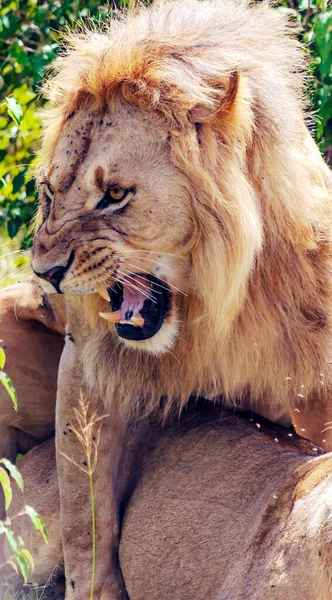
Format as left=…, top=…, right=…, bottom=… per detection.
left=99, top=274, right=171, bottom=341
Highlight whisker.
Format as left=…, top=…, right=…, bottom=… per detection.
left=3, top=264, right=31, bottom=275
left=122, top=279, right=156, bottom=303
left=0, top=264, right=32, bottom=287
left=118, top=250, right=174, bottom=257
left=0, top=249, right=27, bottom=259
left=123, top=261, right=187, bottom=296
left=118, top=256, right=171, bottom=270
left=122, top=281, right=157, bottom=304
left=168, top=349, right=181, bottom=364
left=5, top=163, right=31, bottom=170
left=321, top=425, right=332, bottom=433
left=121, top=268, right=171, bottom=297
left=119, top=271, right=151, bottom=294
left=177, top=335, right=189, bottom=346
left=120, top=268, right=162, bottom=296
left=15, top=266, right=32, bottom=277
left=13, top=280, right=33, bottom=321
left=100, top=269, right=157, bottom=303
left=118, top=274, right=157, bottom=304
left=103, top=270, right=122, bottom=293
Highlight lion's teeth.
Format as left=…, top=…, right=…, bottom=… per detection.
left=99, top=310, right=121, bottom=323
left=121, top=300, right=130, bottom=320
left=99, top=300, right=145, bottom=328
left=120, top=300, right=144, bottom=320
left=98, top=288, right=110, bottom=302
left=131, top=315, right=145, bottom=327
left=134, top=302, right=144, bottom=314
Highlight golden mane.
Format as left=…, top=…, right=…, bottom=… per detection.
left=39, top=0, right=332, bottom=420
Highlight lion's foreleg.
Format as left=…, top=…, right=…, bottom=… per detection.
left=57, top=341, right=128, bottom=600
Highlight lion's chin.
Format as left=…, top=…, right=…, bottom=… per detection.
left=119, top=314, right=180, bottom=355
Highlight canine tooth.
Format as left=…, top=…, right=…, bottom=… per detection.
left=98, top=289, right=110, bottom=302
left=99, top=310, right=121, bottom=323
left=131, top=315, right=145, bottom=327
left=134, top=302, right=144, bottom=314
left=122, top=300, right=129, bottom=313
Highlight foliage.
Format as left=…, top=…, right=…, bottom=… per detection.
left=0, top=347, right=18, bottom=409
left=278, top=0, right=332, bottom=161
left=0, top=0, right=112, bottom=250
left=0, top=468, right=47, bottom=584
left=0, top=349, right=47, bottom=585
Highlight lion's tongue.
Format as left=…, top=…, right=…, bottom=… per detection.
left=120, top=276, right=152, bottom=321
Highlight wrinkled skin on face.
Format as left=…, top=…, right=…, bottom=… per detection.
left=32, top=104, right=193, bottom=351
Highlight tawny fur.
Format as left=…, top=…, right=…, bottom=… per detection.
left=4, top=412, right=332, bottom=600
left=33, top=0, right=332, bottom=437
left=0, top=282, right=64, bottom=466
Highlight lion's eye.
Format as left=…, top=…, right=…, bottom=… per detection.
left=46, top=184, right=54, bottom=199
left=109, top=186, right=127, bottom=202
left=41, top=181, right=54, bottom=201
left=96, top=186, right=130, bottom=210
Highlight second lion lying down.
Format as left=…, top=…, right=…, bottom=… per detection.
left=4, top=408, right=332, bottom=600
left=28, top=0, right=332, bottom=596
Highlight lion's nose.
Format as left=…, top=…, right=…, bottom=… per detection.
left=34, top=265, right=66, bottom=293
left=34, top=251, right=75, bottom=293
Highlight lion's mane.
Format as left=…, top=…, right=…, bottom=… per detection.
left=40, top=0, right=332, bottom=418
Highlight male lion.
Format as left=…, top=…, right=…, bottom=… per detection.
left=4, top=409, right=332, bottom=600
left=30, top=0, right=332, bottom=597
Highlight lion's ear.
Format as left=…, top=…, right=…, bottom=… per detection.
left=189, top=71, right=239, bottom=125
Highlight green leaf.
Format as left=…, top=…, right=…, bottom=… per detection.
left=5, top=97, right=23, bottom=128
left=0, top=467, right=12, bottom=510
left=0, top=13, right=19, bottom=37
left=35, top=6, right=48, bottom=26
left=12, top=171, right=26, bottom=194
left=315, top=11, right=332, bottom=44
left=0, top=459, right=24, bottom=491
left=0, top=371, right=18, bottom=409
left=5, top=528, right=18, bottom=554
left=9, top=42, right=29, bottom=67
left=25, top=506, right=48, bottom=542
left=21, top=548, right=35, bottom=572
left=0, top=177, right=7, bottom=191
left=16, top=552, right=29, bottom=582
left=0, top=347, right=5, bottom=370
left=7, top=217, right=22, bottom=239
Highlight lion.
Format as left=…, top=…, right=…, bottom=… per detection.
left=29, top=0, right=332, bottom=596
left=0, top=282, right=64, bottom=517
left=4, top=407, right=332, bottom=600
left=0, top=281, right=64, bottom=463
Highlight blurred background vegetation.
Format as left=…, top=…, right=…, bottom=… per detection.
left=0, top=0, right=331, bottom=286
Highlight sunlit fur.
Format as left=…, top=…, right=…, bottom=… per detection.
left=36, top=0, right=332, bottom=423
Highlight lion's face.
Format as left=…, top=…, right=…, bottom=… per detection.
left=32, top=103, right=194, bottom=353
